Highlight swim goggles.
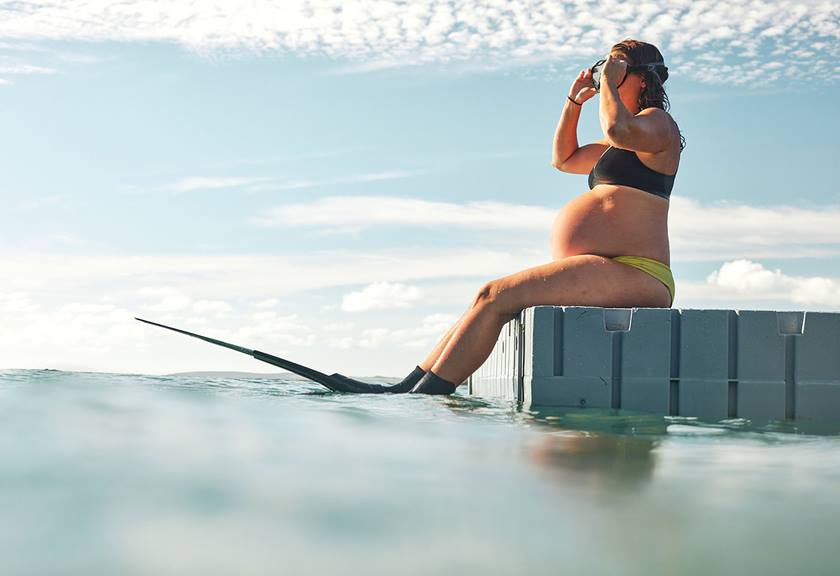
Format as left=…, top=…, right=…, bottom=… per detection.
left=590, top=58, right=667, bottom=92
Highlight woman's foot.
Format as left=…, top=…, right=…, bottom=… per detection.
left=409, top=371, right=459, bottom=395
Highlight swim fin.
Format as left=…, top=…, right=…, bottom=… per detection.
left=135, top=317, right=398, bottom=394
left=331, top=365, right=426, bottom=393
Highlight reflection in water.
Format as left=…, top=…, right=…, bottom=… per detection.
left=526, top=431, right=657, bottom=493
left=447, top=400, right=661, bottom=494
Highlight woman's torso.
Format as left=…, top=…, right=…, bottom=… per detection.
left=551, top=135, right=680, bottom=266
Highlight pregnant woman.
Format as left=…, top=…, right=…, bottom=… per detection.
left=139, top=39, right=685, bottom=397
left=396, top=38, right=686, bottom=395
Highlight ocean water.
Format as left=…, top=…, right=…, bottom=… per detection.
left=1, top=369, right=839, bottom=576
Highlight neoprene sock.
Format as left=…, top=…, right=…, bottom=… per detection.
left=383, top=365, right=427, bottom=393
left=408, top=370, right=459, bottom=395
left=329, top=365, right=426, bottom=394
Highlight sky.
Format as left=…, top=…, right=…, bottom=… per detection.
left=0, top=0, right=839, bottom=377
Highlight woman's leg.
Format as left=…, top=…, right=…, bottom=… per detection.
left=418, top=317, right=463, bottom=371
left=332, top=310, right=469, bottom=394
left=429, top=254, right=672, bottom=385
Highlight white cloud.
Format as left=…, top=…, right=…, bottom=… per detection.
left=2, top=249, right=838, bottom=374
left=0, top=249, right=529, bottom=298
left=253, top=194, right=840, bottom=261
left=0, top=300, right=143, bottom=370
left=61, top=302, right=116, bottom=314
left=255, top=196, right=555, bottom=231
left=169, top=176, right=271, bottom=193
left=136, top=290, right=231, bottom=316
left=706, top=259, right=783, bottom=292
left=0, top=1, right=835, bottom=85
left=0, top=41, right=48, bottom=51
left=341, top=282, right=424, bottom=312
left=0, top=291, right=39, bottom=313
left=706, top=259, right=840, bottom=306
left=138, top=286, right=193, bottom=312
left=140, top=170, right=418, bottom=195
left=0, top=253, right=493, bottom=373
left=329, top=312, right=457, bottom=349
left=54, top=52, right=102, bottom=64
left=2, top=189, right=840, bottom=372
left=345, top=170, right=419, bottom=183
left=353, top=328, right=391, bottom=349
left=0, top=249, right=506, bottom=371
left=192, top=299, right=233, bottom=314
left=669, top=196, right=840, bottom=261
left=0, top=64, right=56, bottom=74
left=260, top=170, right=421, bottom=192
left=233, top=312, right=315, bottom=349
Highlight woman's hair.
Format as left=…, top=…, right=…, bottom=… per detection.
left=611, top=39, right=686, bottom=151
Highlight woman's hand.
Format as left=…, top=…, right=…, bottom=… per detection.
left=568, top=68, right=597, bottom=105
left=601, top=54, right=628, bottom=88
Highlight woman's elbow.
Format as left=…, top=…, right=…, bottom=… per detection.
left=605, top=124, right=630, bottom=148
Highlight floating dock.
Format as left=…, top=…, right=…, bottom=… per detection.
left=467, top=307, right=840, bottom=422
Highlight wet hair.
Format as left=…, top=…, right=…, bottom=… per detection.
left=611, top=39, right=686, bottom=151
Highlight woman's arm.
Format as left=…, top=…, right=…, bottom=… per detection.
left=600, top=78, right=672, bottom=153
left=551, top=97, right=583, bottom=169
left=552, top=68, right=597, bottom=169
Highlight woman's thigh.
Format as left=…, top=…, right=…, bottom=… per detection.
left=489, top=254, right=672, bottom=313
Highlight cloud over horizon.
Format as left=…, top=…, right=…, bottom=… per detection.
left=706, top=259, right=840, bottom=306
left=0, top=0, right=837, bottom=85
left=2, top=250, right=837, bottom=374
left=341, top=282, right=424, bottom=312
left=255, top=194, right=840, bottom=261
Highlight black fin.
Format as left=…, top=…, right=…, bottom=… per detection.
left=135, top=317, right=365, bottom=393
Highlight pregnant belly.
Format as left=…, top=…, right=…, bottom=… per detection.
left=550, top=186, right=671, bottom=263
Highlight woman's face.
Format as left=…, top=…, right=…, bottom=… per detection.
left=607, top=52, right=646, bottom=112
left=610, top=52, right=646, bottom=94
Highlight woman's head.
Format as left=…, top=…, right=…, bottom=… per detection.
left=610, top=39, right=668, bottom=110
left=609, top=39, right=685, bottom=150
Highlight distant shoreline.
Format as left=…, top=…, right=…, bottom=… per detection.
left=169, top=371, right=400, bottom=382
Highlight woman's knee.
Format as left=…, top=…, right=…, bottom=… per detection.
left=471, top=280, right=499, bottom=308
left=471, top=279, right=514, bottom=311
left=471, top=280, right=523, bottom=324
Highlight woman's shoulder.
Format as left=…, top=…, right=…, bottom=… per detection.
left=636, top=106, right=675, bottom=124
left=637, top=108, right=681, bottom=150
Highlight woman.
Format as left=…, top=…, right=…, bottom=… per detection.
left=137, top=39, right=685, bottom=397
left=391, top=39, right=685, bottom=395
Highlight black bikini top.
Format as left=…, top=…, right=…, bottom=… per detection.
left=588, top=145, right=677, bottom=200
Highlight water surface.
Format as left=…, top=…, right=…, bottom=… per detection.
left=1, top=369, right=838, bottom=575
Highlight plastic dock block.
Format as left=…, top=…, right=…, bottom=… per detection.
left=466, top=306, right=839, bottom=423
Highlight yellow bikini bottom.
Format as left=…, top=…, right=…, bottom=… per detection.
left=611, top=255, right=675, bottom=306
